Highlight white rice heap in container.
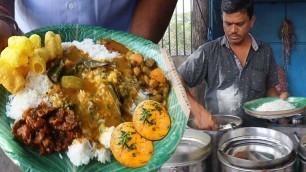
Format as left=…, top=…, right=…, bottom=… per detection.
left=6, top=39, right=120, bottom=166
left=256, top=99, right=295, bottom=111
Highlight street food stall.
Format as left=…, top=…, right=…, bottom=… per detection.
left=2, top=1, right=306, bottom=172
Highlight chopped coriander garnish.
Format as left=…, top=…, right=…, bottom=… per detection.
left=118, top=131, right=136, bottom=151
left=139, top=108, right=156, bottom=125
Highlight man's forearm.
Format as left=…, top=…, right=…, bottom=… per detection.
left=130, top=0, right=177, bottom=43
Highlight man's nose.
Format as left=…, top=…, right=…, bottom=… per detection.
left=230, top=25, right=238, bottom=33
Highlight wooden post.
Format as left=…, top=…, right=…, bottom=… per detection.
left=189, top=0, right=209, bottom=106
left=192, top=0, right=209, bottom=51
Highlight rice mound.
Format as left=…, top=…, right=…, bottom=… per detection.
left=67, top=125, right=114, bottom=166
left=256, top=99, right=295, bottom=111
left=6, top=72, right=50, bottom=121
left=61, top=38, right=120, bottom=61
left=67, top=139, right=94, bottom=167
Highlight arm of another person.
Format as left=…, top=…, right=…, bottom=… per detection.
left=179, top=75, right=216, bottom=130
left=0, top=0, right=16, bottom=51
left=265, top=46, right=290, bottom=100
left=130, top=0, right=177, bottom=44
left=267, top=87, right=289, bottom=100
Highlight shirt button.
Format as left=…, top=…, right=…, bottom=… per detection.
left=68, top=2, right=75, bottom=9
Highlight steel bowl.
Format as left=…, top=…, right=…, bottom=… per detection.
left=187, top=115, right=242, bottom=131
left=218, top=127, right=295, bottom=169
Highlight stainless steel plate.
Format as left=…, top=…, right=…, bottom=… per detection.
left=162, top=129, right=212, bottom=167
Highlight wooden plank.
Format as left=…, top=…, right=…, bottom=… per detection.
left=192, top=0, right=209, bottom=50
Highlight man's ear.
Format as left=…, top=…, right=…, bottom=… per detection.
left=250, top=15, right=256, bottom=28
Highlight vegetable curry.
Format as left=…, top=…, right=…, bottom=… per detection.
left=46, top=39, right=170, bottom=147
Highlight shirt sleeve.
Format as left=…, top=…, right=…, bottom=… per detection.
left=178, top=45, right=208, bottom=88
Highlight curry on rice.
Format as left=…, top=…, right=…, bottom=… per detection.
left=2, top=32, right=170, bottom=163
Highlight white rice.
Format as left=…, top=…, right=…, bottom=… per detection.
left=6, top=72, right=50, bottom=121
left=67, top=139, right=94, bottom=167
left=99, top=126, right=114, bottom=149
left=67, top=126, right=114, bottom=166
left=256, top=99, right=295, bottom=111
left=61, top=38, right=120, bottom=61
left=94, top=148, right=112, bottom=164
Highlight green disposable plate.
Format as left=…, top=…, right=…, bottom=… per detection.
left=243, top=97, right=306, bottom=119
left=0, top=25, right=187, bottom=172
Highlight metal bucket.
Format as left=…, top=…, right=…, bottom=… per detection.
left=159, top=129, right=212, bottom=172
left=218, top=127, right=296, bottom=171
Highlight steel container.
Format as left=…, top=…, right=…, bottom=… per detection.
left=159, top=129, right=212, bottom=172
left=218, top=127, right=296, bottom=171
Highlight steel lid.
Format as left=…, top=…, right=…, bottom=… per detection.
left=162, top=129, right=212, bottom=167
left=218, top=127, right=294, bottom=169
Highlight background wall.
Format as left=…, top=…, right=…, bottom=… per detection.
left=210, top=0, right=306, bottom=96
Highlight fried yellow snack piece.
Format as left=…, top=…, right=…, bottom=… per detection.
left=29, top=34, right=42, bottom=49
left=133, top=100, right=171, bottom=140
left=8, top=36, right=34, bottom=57
left=110, top=122, right=154, bottom=168
left=45, top=31, right=63, bottom=60
left=17, top=66, right=30, bottom=78
left=0, top=47, right=28, bottom=68
left=0, top=60, right=25, bottom=94
left=29, top=54, right=46, bottom=74
left=34, top=48, right=50, bottom=62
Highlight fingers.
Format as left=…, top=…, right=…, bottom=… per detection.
left=0, top=20, right=14, bottom=51
left=280, top=92, right=290, bottom=100
left=210, top=116, right=217, bottom=131
left=193, top=114, right=216, bottom=131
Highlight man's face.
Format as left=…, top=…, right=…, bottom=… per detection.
left=222, top=11, right=255, bottom=45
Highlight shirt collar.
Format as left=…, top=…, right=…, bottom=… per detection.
left=221, top=33, right=259, bottom=51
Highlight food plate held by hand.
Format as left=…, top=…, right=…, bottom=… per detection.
left=243, top=97, right=306, bottom=119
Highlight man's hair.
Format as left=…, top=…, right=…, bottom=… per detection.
left=221, top=0, right=254, bottom=19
